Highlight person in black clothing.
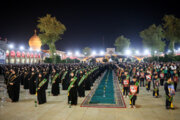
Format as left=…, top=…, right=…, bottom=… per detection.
left=173, top=70, right=179, bottom=92
left=68, top=72, right=78, bottom=105
left=121, top=69, right=126, bottom=85
left=51, top=69, right=60, bottom=96
left=139, top=69, right=145, bottom=87
left=43, top=68, right=49, bottom=90
left=164, top=76, right=175, bottom=109
left=23, top=68, right=29, bottom=89
left=19, top=67, right=25, bottom=85
left=29, top=67, right=37, bottom=94
left=62, top=68, right=70, bottom=90
left=159, top=69, right=165, bottom=86
left=145, top=73, right=151, bottom=91
left=7, top=69, right=20, bottom=102
left=4, top=67, right=11, bottom=85
left=0, top=65, right=3, bottom=75
left=36, top=72, right=47, bottom=104
left=85, top=69, right=91, bottom=90
left=153, top=74, right=160, bottom=97
left=77, top=70, right=85, bottom=97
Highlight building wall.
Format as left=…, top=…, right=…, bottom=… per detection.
left=5, top=50, right=41, bottom=64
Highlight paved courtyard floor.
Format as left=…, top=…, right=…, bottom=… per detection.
left=0, top=75, right=180, bottom=120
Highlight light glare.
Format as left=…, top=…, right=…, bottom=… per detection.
left=29, top=48, right=32, bottom=51
left=9, top=44, right=14, bottom=49
left=144, top=49, right=150, bottom=55
left=75, top=51, right=80, bottom=56
left=20, top=46, right=24, bottom=50
left=135, top=50, right=139, bottom=55
left=92, top=51, right=96, bottom=55
left=125, top=50, right=131, bottom=55
left=100, top=51, right=105, bottom=55
left=67, top=51, right=72, bottom=56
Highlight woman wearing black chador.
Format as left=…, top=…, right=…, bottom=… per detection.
left=68, top=72, right=78, bottom=105
left=36, top=72, right=47, bottom=104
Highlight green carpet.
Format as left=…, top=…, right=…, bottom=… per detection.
left=89, top=70, right=115, bottom=104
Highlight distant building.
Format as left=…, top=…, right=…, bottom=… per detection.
left=42, top=50, right=67, bottom=60
left=0, top=41, right=6, bottom=64
left=29, top=30, right=42, bottom=51
left=0, top=31, right=42, bottom=64
left=106, top=48, right=115, bottom=55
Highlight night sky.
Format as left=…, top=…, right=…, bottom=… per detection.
left=0, top=0, right=179, bottom=52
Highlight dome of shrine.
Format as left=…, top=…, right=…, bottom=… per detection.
left=29, top=30, right=42, bottom=51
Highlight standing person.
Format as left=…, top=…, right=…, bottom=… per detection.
left=132, top=67, right=136, bottom=77
left=116, top=68, right=121, bottom=82
left=51, top=69, right=60, bottom=96
left=78, top=70, right=86, bottom=97
left=153, top=74, right=160, bottom=98
left=85, top=69, right=91, bottom=90
left=0, top=65, right=3, bottom=75
left=129, top=76, right=139, bottom=108
left=68, top=72, right=78, bottom=105
left=4, top=67, right=11, bottom=85
left=29, top=67, right=37, bottom=95
left=145, top=73, right=151, bottom=91
left=61, top=68, right=68, bottom=90
left=123, top=71, right=130, bottom=97
left=36, top=72, right=47, bottom=105
left=159, top=69, right=165, bottom=86
left=136, top=68, right=140, bottom=84
left=7, top=69, right=20, bottom=102
left=170, top=64, right=175, bottom=78
left=43, top=68, right=49, bottom=90
left=139, top=69, right=145, bottom=87
left=173, top=70, right=179, bottom=92
left=164, top=76, right=175, bottom=109
left=164, top=65, right=168, bottom=79
left=121, top=69, right=126, bottom=85
left=17, top=67, right=23, bottom=85
left=23, top=68, right=29, bottom=89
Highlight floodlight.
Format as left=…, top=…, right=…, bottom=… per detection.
left=29, top=48, right=32, bottom=51
left=100, top=51, right=105, bottom=55
left=67, top=51, right=72, bottom=56
left=135, top=50, right=139, bottom=55
left=8, top=44, right=14, bottom=49
left=125, top=49, right=131, bottom=55
left=144, top=49, right=150, bottom=55
left=75, top=51, right=80, bottom=56
left=92, top=51, right=96, bottom=55
left=20, top=46, right=24, bottom=50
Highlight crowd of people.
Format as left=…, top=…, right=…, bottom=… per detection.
left=0, top=62, right=179, bottom=110
left=116, top=62, right=179, bottom=109
left=0, top=63, right=106, bottom=105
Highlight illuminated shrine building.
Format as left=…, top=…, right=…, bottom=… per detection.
left=29, top=30, right=42, bottom=51
left=4, top=30, right=42, bottom=64
left=5, top=49, right=41, bottom=64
